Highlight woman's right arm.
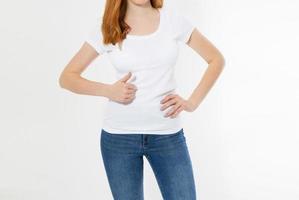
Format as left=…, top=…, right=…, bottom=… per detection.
left=58, top=42, right=110, bottom=97
left=58, top=42, right=137, bottom=104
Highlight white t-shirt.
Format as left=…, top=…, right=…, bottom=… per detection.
left=85, top=7, right=195, bottom=134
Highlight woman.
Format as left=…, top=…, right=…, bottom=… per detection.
left=59, top=0, right=225, bottom=199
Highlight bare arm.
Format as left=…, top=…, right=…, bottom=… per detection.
left=58, top=42, right=110, bottom=97
left=59, top=42, right=137, bottom=104
left=186, top=28, right=225, bottom=110
left=161, top=28, right=225, bottom=118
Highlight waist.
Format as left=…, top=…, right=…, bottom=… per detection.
left=102, top=99, right=183, bottom=133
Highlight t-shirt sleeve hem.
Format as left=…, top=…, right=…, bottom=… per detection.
left=181, top=25, right=196, bottom=44
left=85, top=38, right=105, bottom=55
left=84, top=22, right=106, bottom=55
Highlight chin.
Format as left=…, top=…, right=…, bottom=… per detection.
left=130, top=0, right=150, bottom=6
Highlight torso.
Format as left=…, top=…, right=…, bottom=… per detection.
left=101, top=7, right=184, bottom=134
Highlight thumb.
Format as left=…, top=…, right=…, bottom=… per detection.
left=120, top=72, right=132, bottom=83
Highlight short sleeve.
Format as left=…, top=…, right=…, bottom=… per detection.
left=85, top=24, right=106, bottom=54
left=171, top=11, right=196, bottom=43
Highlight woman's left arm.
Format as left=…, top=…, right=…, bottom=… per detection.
left=160, top=28, right=225, bottom=118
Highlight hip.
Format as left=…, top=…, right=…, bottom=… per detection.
left=102, top=101, right=183, bottom=133
left=100, top=128, right=187, bottom=153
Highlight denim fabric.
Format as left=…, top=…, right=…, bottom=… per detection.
left=100, top=128, right=196, bottom=200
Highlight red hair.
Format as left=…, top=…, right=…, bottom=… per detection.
left=101, top=0, right=163, bottom=46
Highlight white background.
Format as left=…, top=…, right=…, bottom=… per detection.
left=1, top=0, right=299, bottom=199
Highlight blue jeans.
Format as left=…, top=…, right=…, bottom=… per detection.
left=100, top=128, right=197, bottom=200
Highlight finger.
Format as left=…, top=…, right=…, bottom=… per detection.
left=122, top=95, right=135, bottom=104
left=125, top=83, right=137, bottom=90
left=161, top=94, right=176, bottom=104
left=170, top=105, right=184, bottom=118
left=124, top=93, right=135, bottom=99
left=126, top=87, right=137, bottom=92
left=160, top=98, right=177, bottom=111
left=125, top=90, right=136, bottom=95
left=125, top=87, right=137, bottom=94
left=164, top=103, right=181, bottom=117
left=160, top=94, right=176, bottom=104
left=120, top=72, right=132, bottom=83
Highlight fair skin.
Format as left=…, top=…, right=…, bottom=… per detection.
left=59, top=0, right=225, bottom=118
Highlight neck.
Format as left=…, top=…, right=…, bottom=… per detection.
left=126, top=1, right=156, bottom=18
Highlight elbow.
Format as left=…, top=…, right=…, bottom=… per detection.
left=208, top=51, right=225, bottom=71
left=59, top=71, right=81, bottom=92
left=218, top=52, right=225, bottom=69
left=215, top=52, right=225, bottom=71
left=58, top=72, right=67, bottom=89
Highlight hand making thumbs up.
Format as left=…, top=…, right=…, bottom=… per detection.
left=106, top=72, right=137, bottom=104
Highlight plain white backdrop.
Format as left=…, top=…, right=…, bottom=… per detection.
left=1, top=0, right=298, bottom=199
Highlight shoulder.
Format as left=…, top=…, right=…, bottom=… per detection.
left=161, top=7, right=192, bottom=26
left=87, top=17, right=104, bottom=43
left=85, top=17, right=116, bottom=54
left=161, top=7, right=196, bottom=43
